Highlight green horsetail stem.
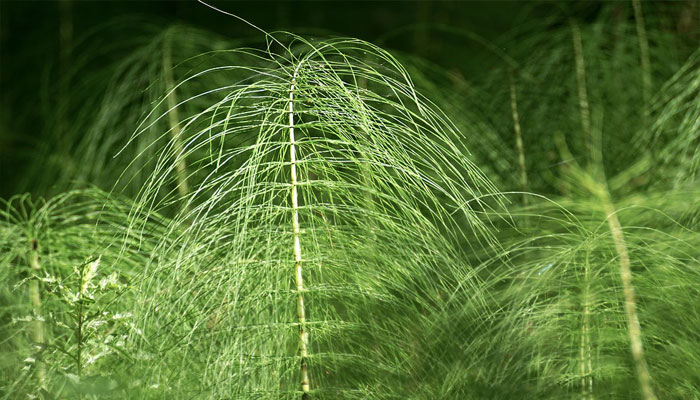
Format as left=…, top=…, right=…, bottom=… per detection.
left=28, top=239, right=46, bottom=390
left=508, top=70, right=528, bottom=206
left=632, top=0, right=652, bottom=106
left=289, top=67, right=311, bottom=399
left=163, top=31, right=191, bottom=211
left=572, top=21, right=656, bottom=398
left=571, top=21, right=593, bottom=169
left=579, top=256, right=593, bottom=400
left=601, top=192, right=657, bottom=400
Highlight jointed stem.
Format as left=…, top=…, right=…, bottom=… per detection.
left=579, top=257, right=593, bottom=399
left=289, top=69, right=311, bottom=398
left=57, top=0, right=72, bottom=153
left=28, top=239, right=46, bottom=389
left=508, top=70, right=528, bottom=206
left=572, top=22, right=593, bottom=167
left=601, top=192, right=657, bottom=400
left=632, top=0, right=652, bottom=106
left=571, top=25, right=656, bottom=399
left=163, top=31, right=191, bottom=211
left=77, top=264, right=84, bottom=381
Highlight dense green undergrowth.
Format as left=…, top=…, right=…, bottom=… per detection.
left=1, top=2, right=699, bottom=399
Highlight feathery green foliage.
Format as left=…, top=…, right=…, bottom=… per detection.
left=123, top=32, right=501, bottom=399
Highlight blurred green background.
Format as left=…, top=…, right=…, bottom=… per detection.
left=1, top=1, right=697, bottom=197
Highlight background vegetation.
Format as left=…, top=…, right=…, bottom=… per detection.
left=1, top=1, right=699, bottom=399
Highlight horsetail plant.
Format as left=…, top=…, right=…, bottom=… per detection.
left=122, top=24, right=502, bottom=397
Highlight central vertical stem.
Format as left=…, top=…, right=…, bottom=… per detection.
left=289, top=71, right=311, bottom=398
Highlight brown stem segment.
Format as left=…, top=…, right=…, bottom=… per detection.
left=28, top=239, right=46, bottom=389
left=289, top=69, right=311, bottom=398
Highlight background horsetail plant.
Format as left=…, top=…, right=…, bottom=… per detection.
left=434, top=4, right=700, bottom=398
left=0, top=190, right=167, bottom=398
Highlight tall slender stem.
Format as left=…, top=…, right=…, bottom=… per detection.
left=163, top=31, right=190, bottom=211
left=571, top=22, right=655, bottom=398
left=57, top=0, right=72, bottom=153
left=77, top=269, right=83, bottom=379
left=28, top=239, right=46, bottom=389
left=76, top=265, right=84, bottom=400
left=289, top=69, right=311, bottom=399
left=632, top=0, right=652, bottom=106
left=77, top=300, right=83, bottom=383
left=579, top=257, right=593, bottom=399
left=508, top=70, right=528, bottom=206
left=601, top=192, right=657, bottom=400
left=572, top=22, right=593, bottom=168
